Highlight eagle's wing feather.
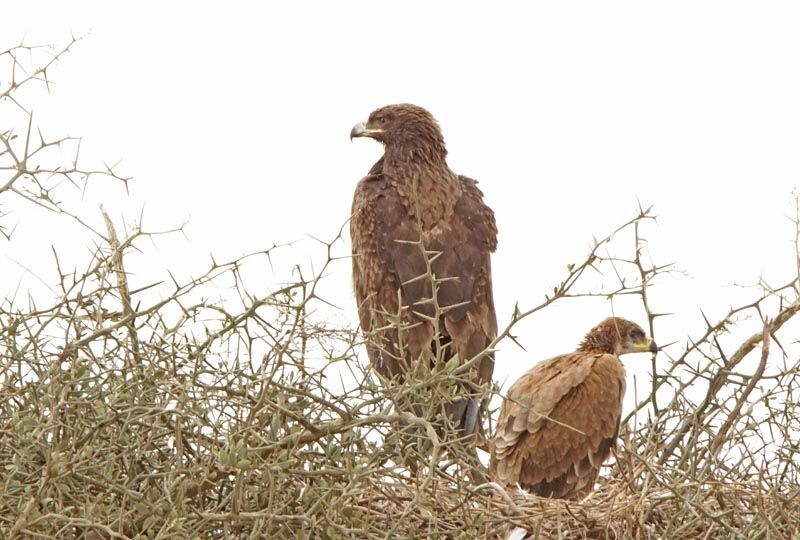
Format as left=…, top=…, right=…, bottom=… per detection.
left=351, top=171, right=497, bottom=432
left=351, top=171, right=430, bottom=377
left=490, top=352, right=625, bottom=498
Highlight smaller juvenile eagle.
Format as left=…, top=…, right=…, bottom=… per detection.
left=349, top=104, right=497, bottom=437
left=490, top=317, right=657, bottom=499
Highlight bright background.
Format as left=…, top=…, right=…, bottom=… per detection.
left=3, top=2, right=800, bottom=412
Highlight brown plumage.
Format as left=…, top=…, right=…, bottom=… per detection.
left=349, top=104, right=497, bottom=436
left=490, top=317, right=658, bottom=499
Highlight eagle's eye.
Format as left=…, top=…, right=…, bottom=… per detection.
left=629, top=328, right=643, bottom=339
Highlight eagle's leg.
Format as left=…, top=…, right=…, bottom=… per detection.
left=462, top=397, right=480, bottom=436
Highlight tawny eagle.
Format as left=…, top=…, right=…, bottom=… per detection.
left=349, top=104, right=497, bottom=436
left=490, top=317, right=658, bottom=498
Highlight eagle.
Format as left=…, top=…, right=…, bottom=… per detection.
left=349, top=104, right=498, bottom=437
left=489, top=317, right=658, bottom=499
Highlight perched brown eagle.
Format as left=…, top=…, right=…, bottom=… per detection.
left=349, top=104, right=497, bottom=437
left=490, top=317, right=658, bottom=499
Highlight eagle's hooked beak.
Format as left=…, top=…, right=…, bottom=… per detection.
left=350, top=121, right=382, bottom=141
left=627, top=335, right=658, bottom=354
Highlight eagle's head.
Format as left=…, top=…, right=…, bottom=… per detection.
left=350, top=103, right=446, bottom=157
left=579, top=317, right=658, bottom=356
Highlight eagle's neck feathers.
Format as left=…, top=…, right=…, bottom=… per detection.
left=381, top=144, right=461, bottom=230
left=577, top=334, right=622, bottom=356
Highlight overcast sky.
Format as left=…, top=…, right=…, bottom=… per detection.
left=3, top=2, right=800, bottom=411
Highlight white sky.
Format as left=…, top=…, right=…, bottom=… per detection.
left=3, top=2, right=800, bottom=413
